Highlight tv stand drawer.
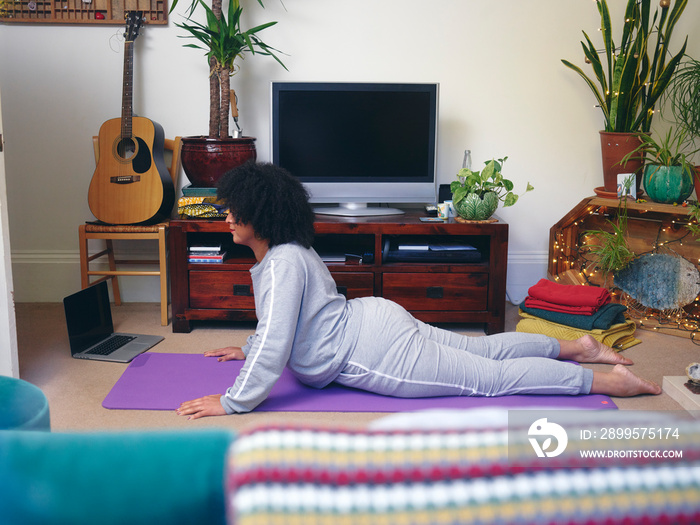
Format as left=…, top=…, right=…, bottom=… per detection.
left=190, top=271, right=256, bottom=309
left=383, top=272, right=488, bottom=312
left=330, top=272, right=374, bottom=299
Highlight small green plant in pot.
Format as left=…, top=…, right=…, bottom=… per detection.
left=450, top=157, right=533, bottom=221
left=622, top=127, right=700, bottom=204
left=583, top=176, right=636, bottom=284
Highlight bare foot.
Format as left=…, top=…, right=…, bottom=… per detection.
left=559, top=335, right=633, bottom=365
left=591, top=364, right=662, bottom=397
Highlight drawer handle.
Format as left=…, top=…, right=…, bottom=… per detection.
left=233, top=284, right=252, bottom=296
left=336, top=286, right=348, bottom=298
left=426, top=286, right=443, bottom=299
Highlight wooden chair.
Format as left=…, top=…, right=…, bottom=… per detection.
left=78, top=136, right=182, bottom=326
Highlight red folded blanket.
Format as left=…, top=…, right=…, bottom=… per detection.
left=523, top=298, right=599, bottom=315
left=524, top=279, right=611, bottom=315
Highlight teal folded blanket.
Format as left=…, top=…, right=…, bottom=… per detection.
left=519, top=301, right=627, bottom=331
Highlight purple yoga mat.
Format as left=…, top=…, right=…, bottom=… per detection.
left=102, top=352, right=617, bottom=412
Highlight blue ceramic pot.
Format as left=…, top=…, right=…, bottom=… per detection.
left=642, top=165, right=694, bottom=204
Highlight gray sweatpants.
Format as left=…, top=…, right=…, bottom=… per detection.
left=335, top=297, right=594, bottom=397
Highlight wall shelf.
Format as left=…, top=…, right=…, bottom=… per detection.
left=1, top=0, right=168, bottom=24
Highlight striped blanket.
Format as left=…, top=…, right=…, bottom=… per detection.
left=225, top=412, right=700, bottom=524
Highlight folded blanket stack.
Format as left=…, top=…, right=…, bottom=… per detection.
left=524, top=278, right=612, bottom=314
left=517, top=279, right=640, bottom=350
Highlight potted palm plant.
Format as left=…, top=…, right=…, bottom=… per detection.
left=561, top=0, right=688, bottom=196
left=450, top=157, right=533, bottom=221
left=171, top=0, right=286, bottom=187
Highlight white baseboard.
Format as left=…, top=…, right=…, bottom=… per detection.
left=11, top=249, right=549, bottom=304
left=11, top=249, right=164, bottom=303
left=505, top=250, right=548, bottom=305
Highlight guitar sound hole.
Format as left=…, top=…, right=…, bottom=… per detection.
left=115, top=137, right=138, bottom=161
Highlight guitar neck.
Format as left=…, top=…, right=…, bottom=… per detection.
left=121, top=39, right=134, bottom=139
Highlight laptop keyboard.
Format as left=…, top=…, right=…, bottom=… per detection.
left=85, top=335, right=136, bottom=355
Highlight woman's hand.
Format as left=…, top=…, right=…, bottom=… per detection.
left=175, top=347, right=244, bottom=419
left=176, top=394, right=227, bottom=420
left=204, top=346, right=246, bottom=361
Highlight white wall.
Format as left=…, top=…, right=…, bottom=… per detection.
left=0, top=89, right=19, bottom=377
left=0, top=0, right=698, bottom=305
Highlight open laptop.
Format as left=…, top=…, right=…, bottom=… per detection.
left=63, top=281, right=163, bottom=362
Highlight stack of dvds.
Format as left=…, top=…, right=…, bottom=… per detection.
left=188, top=243, right=226, bottom=264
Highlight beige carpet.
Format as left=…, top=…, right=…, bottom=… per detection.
left=15, top=301, right=698, bottom=433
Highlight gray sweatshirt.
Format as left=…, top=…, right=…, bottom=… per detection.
left=220, top=243, right=363, bottom=413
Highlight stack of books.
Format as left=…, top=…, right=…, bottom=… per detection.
left=188, top=243, right=226, bottom=264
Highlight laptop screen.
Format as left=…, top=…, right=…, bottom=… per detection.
left=63, top=281, right=114, bottom=353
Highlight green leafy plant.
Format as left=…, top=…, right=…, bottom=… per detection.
left=584, top=177, right=636, bottom=275
left=172, top=0, right=286, bottom=139
left=664, top=56, right=700, bottom=232
left=585, top=219, right=636, bottom=275
left=622, top=127, right=700, bottom=181
left=665, top=56, right=700, bottom=142
left=686, top=203, right=700, bottom=237
left=561, top=0, right=688, bottom=133
left=450, top=157, right=533, bottom=209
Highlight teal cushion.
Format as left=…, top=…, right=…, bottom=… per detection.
left=0, top=429, right=234, bottom=525
left=0, top=376, right=50, bottom=431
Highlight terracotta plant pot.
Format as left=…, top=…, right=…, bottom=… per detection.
left=181, top=136, right=257, bottom=188
left=599, top=131, right=644, bottom=195
left=642, top=165, right=694, bottom=204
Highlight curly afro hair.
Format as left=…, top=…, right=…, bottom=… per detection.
left=216, top=162, right=315, bottom=248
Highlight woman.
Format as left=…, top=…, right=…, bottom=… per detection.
left=177, top=163, right=660, bottom=420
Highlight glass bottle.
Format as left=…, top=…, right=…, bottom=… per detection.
left=462, top=149, right=472, bottom=171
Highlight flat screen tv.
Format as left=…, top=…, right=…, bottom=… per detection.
left=271, top=82, right=439, bottom=216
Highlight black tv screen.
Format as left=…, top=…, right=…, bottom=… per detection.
left=271, top=82, right=438, bottom=214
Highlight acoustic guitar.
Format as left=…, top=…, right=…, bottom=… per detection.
left=88, top=12, right=174, bottom=225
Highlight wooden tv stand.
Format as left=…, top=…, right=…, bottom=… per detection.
left=169, top=210, right=508, bottom=334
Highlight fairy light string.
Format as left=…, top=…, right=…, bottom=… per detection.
left=551, top=200, right=700, bottom=343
